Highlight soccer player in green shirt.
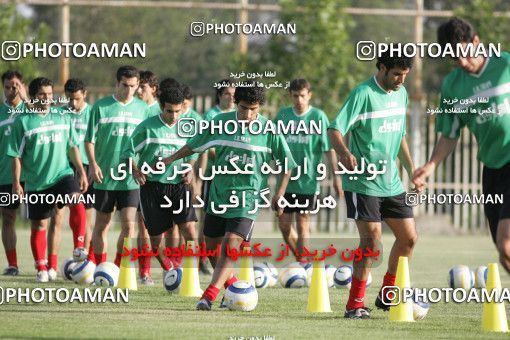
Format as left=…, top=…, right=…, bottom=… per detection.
left=0, top=70, right=27, bottom=276
left=123, top=85, right=198, bottom=276
left=413, top=17, right=510, bottom=275
left=85, top=66, right=149, bottom=268
left=329, top=51, right=416, bottom=318
left=162, top=84, right=296, bottom=310
left=274, top=78, right=342, bottom=263
left=8, top=77, right=88, bottom=282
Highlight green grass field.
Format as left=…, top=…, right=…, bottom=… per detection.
left=1, top=227, right=509, bottom=339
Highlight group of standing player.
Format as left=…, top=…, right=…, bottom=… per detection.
left=1, top=16, right=509, bottom=317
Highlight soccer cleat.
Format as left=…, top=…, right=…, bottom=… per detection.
left=196, top=298, right=212, bottom=311
left=344, top=307, right=371, bottom=319
left=219, top=296, right=227, bottom=309
left=73, top=247, right=88, bottom=262
left=48, top=268, right=57, bottom=281
left=36, top=270, right=49, bottom=283
left=375, top=289, right=393, bottom=311
left=140, top=275, right=155, bottom=286
left=2, top=266, right=19, bottom=276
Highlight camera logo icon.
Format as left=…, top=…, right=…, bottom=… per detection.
left=356, top=41, right=376, bottom=61
left=0, top=193, right=11, bottom=207
left=178, top=118, right=198, bottom=138
left=1, top=41, right=21, bottom=61
left=381, top=286, right=401, bottom=306
left=405, top=192, right=419, bottom=207
left=190, top=22, right=205, bottom=37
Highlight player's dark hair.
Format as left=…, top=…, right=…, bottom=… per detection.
left=139, top=70, right=159, bottom=91
left=289, top=78, right=311, bottom=92
left=376, top=49, right=414, bottom=71
left=116, top=65, right=139, bottom=81
left=28, top=77, right=53, bottom=97
left=159, top=77, right=180, bottom=94
left=437, top=17, right=476, bottom=50
left=234, top=82, right=265, bottom=105
left=64, top=78, right=86, bottom=93
left=1, top=70, right=23, bottom=84
left=181, top=84, right=193, bottom=100
left=158, top=86, right=184, bottom=106
left=215, top=78, right=233, bottom=104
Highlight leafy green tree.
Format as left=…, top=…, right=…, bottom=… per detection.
left=0, top=4, right=49, bottom=80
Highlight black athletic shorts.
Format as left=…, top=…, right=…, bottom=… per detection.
left=203, top=213, right=255, bottom=241
left=27, top=175, right=81, bottom=220
left=482, top=162, right=510, bottom=244
left=93, top=188, right=140, bottom=213
left=72, top=164, right=94, bottom=209
left=201, top=179, right=211, bottom=209
left=139, top=181, right=197, bottom=236
left=345, top=191, right=414, bottom=222
left=0, top=183, right=24, bottom=210
left=282, top=193, right=317, bottom=214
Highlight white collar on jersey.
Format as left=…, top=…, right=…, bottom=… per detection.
left=373, top=75, right=393, bottom=95
left=112, top=94, right=134, bottom=106
left=67, top=102, right=88, bottom=115
left=158, top=113, right=177, bottom=128
left=292, top=106, right=311, bottom=117
left=468, top=57, right=490, bottom=79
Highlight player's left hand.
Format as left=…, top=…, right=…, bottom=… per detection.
left=182, top=168, right=193, bottom=185
left=79, top=171, right=88, bottom=193
left=272, top=195, right=283, bottom=217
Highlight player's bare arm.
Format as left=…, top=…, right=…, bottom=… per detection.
left=85, top=141, right=103, bottom=184
left=11, top=157, right=23, bottom=197
left=412, top=136, right=458, bottom=191
left=68, top=145, right=88, bottom=192
left=397, top=136, right=415, bottom=180
left=326, top=149, right=343, bottom=197
left=328, top=128, right=357, bottom=170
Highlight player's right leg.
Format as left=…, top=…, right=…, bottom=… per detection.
left=277, top=212, right=298, bottom=260
left=296, top=213, right=312, bottom=263
left=47, top=206, right=65, bottom=280
left=496, top=219, right=510, bottom=274
left=91, top=211, right=112, bottom=264
left=30, top=218, right=50, bottom=282
left=343, top=191, right=383, bottom=319
left=1, top=207, right=18, bottom=276
left=116, top=206, right=137, bottom=267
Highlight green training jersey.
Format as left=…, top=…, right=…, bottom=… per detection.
left=0, top=101, right=26, bottom=185
left=122, top=114, right=198, bottom=184
left=66, top=103, right=91, bottom=165
left=436, top=52, right=510, bottom=169
left=7, top=107, right=78, bottom=191
left=202, top=105, right=235, bottom=178
left=329, top=76, right=407, bottom=197
left=274, top=106, right=331, bottom=195
left=85, top=95, right=149, bottom=191
left=147, top=101, right=162, bottom=117
left=186, top=111, right=297, bottom=219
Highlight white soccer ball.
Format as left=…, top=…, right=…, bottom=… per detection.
left=334, top=265, right=353, bottom=288
left=412, top=292, right=430, bottom=320
left=253, top=263, right=269, bottom=289
left=223, top=280, right=258, bottom=311
left=325, top=264, right=336, bottom=288
left=261, top=262, right=278, bottom=287
left=163, top=267, right=183, bottom=293
left=448, top=265, right=474, bottom=289
left=93, top=262, right=120, bottom=287
left=279, top=263, right=307, bottom=288
left=71, top=260, right=96, bottom=285
left=473, top=266, right=488, bottom=288
left=61, top=257, right=78, bottom=281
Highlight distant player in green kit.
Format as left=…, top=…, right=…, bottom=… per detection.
left=329, top=51, right=416, bottom=318
left=0, top=70, right=27, bottom=276
left=274, top=78, right=342, bottom=263
left=8, top=77, right=88, bottom=282
left=162, top=84, right=296, bottom=310
left=413, top=17, right=510, bottom=275
left=85, top=66, right=149, bottom=267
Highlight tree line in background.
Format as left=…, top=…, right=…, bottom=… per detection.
left=1, top=0, right=509, bottom=118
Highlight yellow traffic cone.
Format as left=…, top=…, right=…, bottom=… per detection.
left=118, top=237, right=137, bottom=291
left=306, top=259, right=331, bottom=312
left=239, top=247, right=255, bottom=286
left=389, top=256, right=413, bottom=322
left=482, top=263, right=509, bottom=332
left=179, top=240, right=202, bottom=297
